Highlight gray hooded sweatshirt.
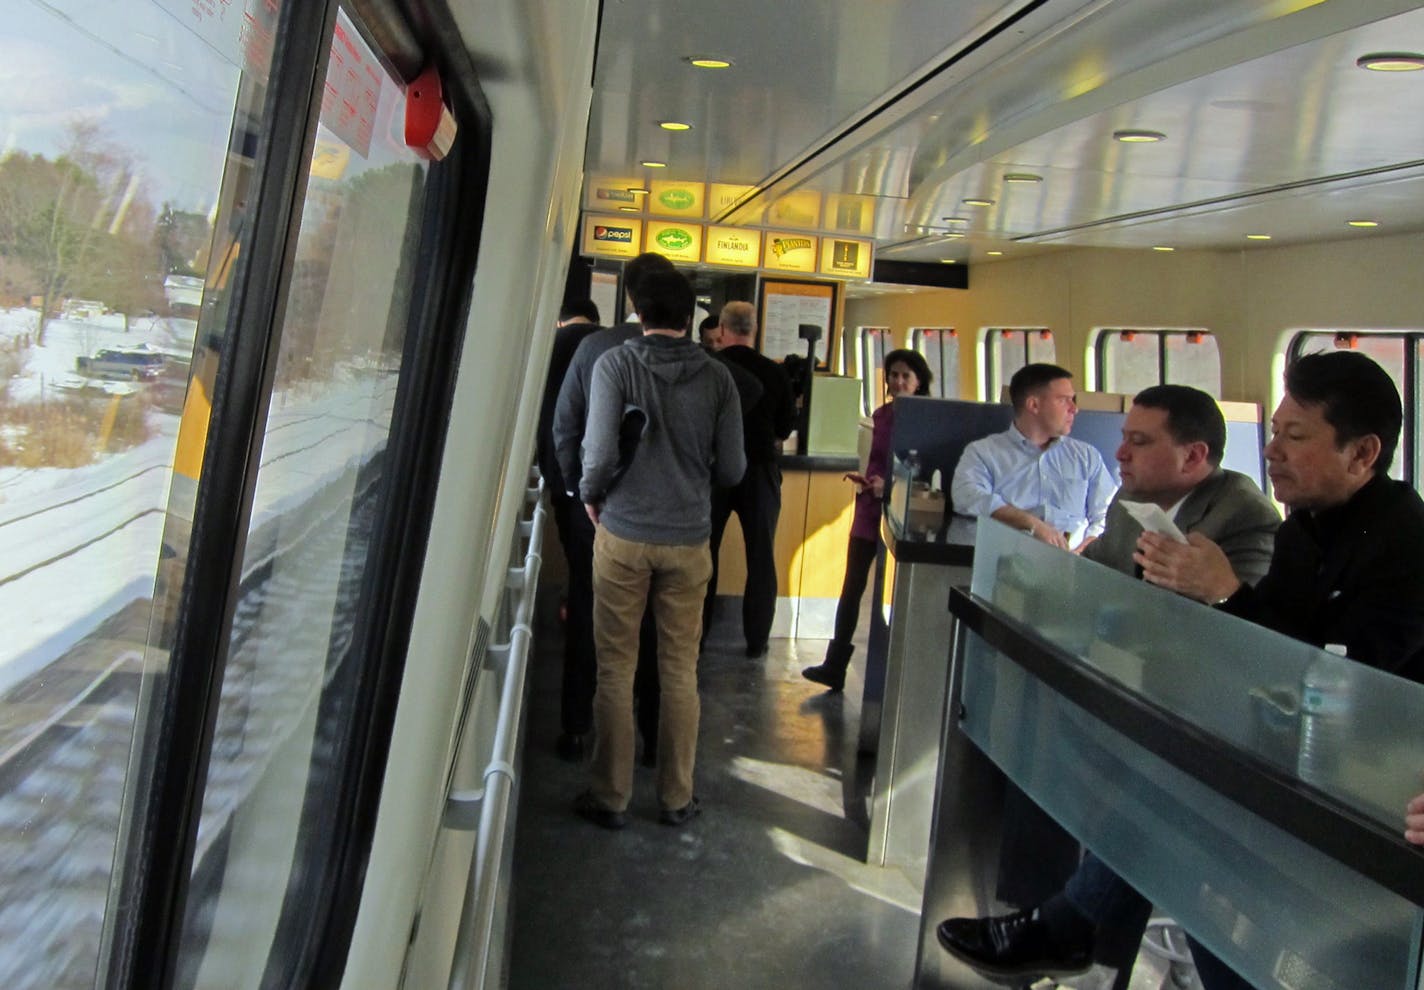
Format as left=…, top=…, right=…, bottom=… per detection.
left=580, top=333, right=746, bottom=545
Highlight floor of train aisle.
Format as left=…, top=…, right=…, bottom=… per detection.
left=507, top=594, right=921, bottom=990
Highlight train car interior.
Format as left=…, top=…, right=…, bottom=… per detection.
left=3, top=0, right=1424, bottom=988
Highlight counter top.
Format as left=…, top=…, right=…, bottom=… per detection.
left=882, top=516, right=975, bottom=566
left=780, top=453, right=860, bottom=471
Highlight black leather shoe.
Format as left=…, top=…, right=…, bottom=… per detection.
left=936, top=909, right=1092, bottom=979
left=573, top=790, right=627, bottom=830
left=659, top=796, right=701, bottom=826
left=555, top=732, right=586, bottom=762
left=745, top=641, right=768, bottom=658
left=801, top=663, right=845, bottom=693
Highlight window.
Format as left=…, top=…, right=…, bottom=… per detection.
left=985, top=328, right=1054, bottom=401
left=1097, top=329, right=1221, bottom=396
left=857, top=326, right=891, bottom=415
left=1290, top=332, right=1415, bottom=484
left=911, top=327, right=959, bottom=398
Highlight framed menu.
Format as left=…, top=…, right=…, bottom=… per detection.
left=758, top=279, right=837, bottom=365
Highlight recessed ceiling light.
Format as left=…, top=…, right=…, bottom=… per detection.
left=626, top=187, right=650, bottom=194
left=1003, top=173, right=1043, bottom=183
left=685, top=55, right=733, bottom=69
left=939, top=258, right=957, bottom=264
left=658, top=120, right=692, bottom=131
left=1246, top=234, right=1271, bottom=240
left=941, top=216, right=970, bottom=225
left=1152, top=245, right=1175, bottom=252
left=618, top=206, right=639, bottom=213
left=1357, top=52, right=1424, bottom=71
left=640, top=160, right=667, bottom=168
left=962, top=197, right=995, bottom=207
left=987, top=250, right=1004, bottom=256
left=1113, top=129, right=1167, bottom=143
left=1348, top=219, right=1380, bottom=227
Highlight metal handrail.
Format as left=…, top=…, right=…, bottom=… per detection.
left=446, top=479, right=545, bottom=990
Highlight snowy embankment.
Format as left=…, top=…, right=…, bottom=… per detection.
left=0, top=308, right=396, bottom=694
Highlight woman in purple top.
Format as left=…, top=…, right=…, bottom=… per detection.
left=803, top=349, right=932, bottom=691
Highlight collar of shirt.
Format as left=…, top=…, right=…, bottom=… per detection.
left=1009, top=422, right=1058, bottom=453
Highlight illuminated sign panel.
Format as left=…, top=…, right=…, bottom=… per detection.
left=763, top=231, right=819, bottom=273
left=645, top=221, right=702, bottom=263
left=819, top=237, right=873, bottom=279
left=585, top=176, right=642, bottom=210
left=825, top=194, right=876, bottom=234
left=648, top=180, right=706, bottom=218
left=767, top=190, right=821, bottom=229
left=708, top=183, right=761, bottom=221
left=581, top=214, right=643, bottom=259
left=704, top=225, right=761, bottom=268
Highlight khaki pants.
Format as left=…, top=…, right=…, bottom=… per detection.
left=590, top=527, right=711, bottom=812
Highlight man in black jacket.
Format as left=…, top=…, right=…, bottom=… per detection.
left=703, top=301, right=796, bottom=656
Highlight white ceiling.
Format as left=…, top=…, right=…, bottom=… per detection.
left=587, top=0, right=1424, bottom=275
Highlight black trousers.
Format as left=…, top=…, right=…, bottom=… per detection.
left=704, top=460, right=782, bottom=649
left=552, top=490, right=658, bottom=745
left=832, top=535, right=879, bottom=647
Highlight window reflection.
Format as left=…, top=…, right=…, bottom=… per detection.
left=0, top=1, right=277, bottom=986
left=173, top=10, right=427, bottom=984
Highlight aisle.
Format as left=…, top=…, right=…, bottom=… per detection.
left=507, top=596, right=921, bottom=990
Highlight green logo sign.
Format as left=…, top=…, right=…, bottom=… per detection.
left=656, top=228, right=693, bottom=251
left=659, top=188, right=696, bottom=210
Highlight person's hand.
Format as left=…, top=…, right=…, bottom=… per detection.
left=1028, top=518, right=1069, bottom=549
left=1134, top=531, right=1240, bottom=603
left=868, top=475, right=885, bottom=498
left=1406, top=792, right=1424, bottom=845
left=584, top=502, right=601, bottom=526
left=1072, top=535, right=1097, bottom=556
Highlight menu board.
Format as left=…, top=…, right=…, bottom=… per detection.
left=581, top=215, right=643, bottom=260
left=764, top=231, right=818, bottom=274
left=819, top=237, right=873, bottom=279
left=704, top=225, right=761, bottom=268
left=648, top=180, right=706, bottom=218
left=759, top=280, right=835, bottom=364
left=644, top=220, right=702, bottom=263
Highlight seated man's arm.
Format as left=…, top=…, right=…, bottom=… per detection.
left=1210, top=502, right=1281, bottom=588
left=1081, top=451, right=1117, bottom=541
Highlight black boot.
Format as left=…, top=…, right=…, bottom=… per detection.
left=802, top=642, right=854, bottom=692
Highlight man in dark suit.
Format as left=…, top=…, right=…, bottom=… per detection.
left=536, top=300, right=600, bottom=761
left=703, top=301, right=796, bottom=657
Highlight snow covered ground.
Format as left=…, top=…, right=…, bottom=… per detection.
left=0, top=307, right=397, bottom=694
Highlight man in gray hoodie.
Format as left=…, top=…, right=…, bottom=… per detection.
left=576, top=269, right=746, bottom=829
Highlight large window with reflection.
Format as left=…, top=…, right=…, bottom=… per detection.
left=1098, top=328, right=1221, bottom=397
left=985, top=327, right=1054, bottom=402
left=1290, top=331, right=1416, bottom=485
left=911, top=327, right=959, bottom=398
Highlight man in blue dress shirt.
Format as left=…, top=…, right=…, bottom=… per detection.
left=951, top=363, right=1116, bottom=552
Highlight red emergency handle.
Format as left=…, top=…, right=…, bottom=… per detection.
left=405, top=64, right=457, bottom=161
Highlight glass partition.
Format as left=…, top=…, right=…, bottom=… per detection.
left=961, top=521, right=1424, bottom=989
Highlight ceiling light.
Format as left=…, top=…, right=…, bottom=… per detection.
left=941, top=216, right=970, bottom=225
left=939, top=258, right=957, bottom=264
left=1348, top=219, right=1380, bottom=227
left=1152, top=245, right=1175, bottom=252
left=640, top=160, right=667, bottom=169
left=658, top=120, right=692, bottom=131
left=618, top=207, right=639, bottom=213
left=685, top=55, right=733, bottom=69
left=987, top=250, right=1004, bottom=256
left=1357, top=52, right=1424, bottom=71
left=1246, top=234, right=1271, bottom=240
left=626, top=187, right=649, bottom=194
left=1003, top=173, right=1043, bottom=183
left=1113, top=129, right=1166, bottom=143
left=962, top=197, right=995, bottom=207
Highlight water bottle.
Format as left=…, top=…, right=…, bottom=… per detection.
left=1297, top=643, right=1351, bottom=786
left=903, top=448, right=921, bottom=484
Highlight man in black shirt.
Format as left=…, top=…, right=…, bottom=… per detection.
left=703, top=301, right=796, bottom=656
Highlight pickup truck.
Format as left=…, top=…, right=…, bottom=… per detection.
left=75, top=348, right=165, bottom=380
